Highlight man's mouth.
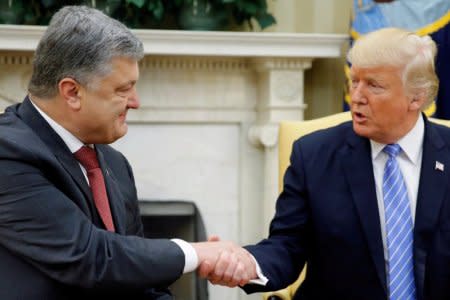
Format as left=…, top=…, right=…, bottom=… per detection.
left=118, top=111, right=127, bottom=121
left=352, top=111, right=367, bottom=122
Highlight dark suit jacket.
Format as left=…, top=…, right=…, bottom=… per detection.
left=244, top=115, right=450, bottom=300
left=0, top=97, right=185, bottom=299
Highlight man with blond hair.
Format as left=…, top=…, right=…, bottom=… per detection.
left=200, top=28, right=450, bottom=300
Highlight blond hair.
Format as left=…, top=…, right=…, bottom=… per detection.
left=348, top=27, right=439, bottom=108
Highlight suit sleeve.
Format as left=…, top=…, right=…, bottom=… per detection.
left=0, top=157, right=185, bottom=290
left=243, top=139, right=311, bottom=293
left=115, top=153, right=176, bottom=298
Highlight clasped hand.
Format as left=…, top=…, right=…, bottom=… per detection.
left=192, top=236, right=257, bottom=287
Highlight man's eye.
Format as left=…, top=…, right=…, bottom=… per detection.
left=117, top=87, right=132, bottom=95
left=368, top=81, right=382, bottom=88
left=119, top=87, right=131, bottom=92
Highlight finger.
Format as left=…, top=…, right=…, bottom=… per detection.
left=238, top=248, right=257, bottom=279
left=216, top=258, right=247, bottom=287
left=209, top=251, right=229, bottom=283
left=234, top=251, right=255, bottom=286
left=227, top=260, right=245, bottom=287
left=222, top=253, right=238, bottom=283
left=198, top=260, right=214, bottom=278
left=236, top=261, right=250, bottom=286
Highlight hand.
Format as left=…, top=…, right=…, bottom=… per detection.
left=204, top=243, right=257, bottom=287
left=191, top=236, right=257, bottom=287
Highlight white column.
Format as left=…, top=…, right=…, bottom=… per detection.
left=248, top=58, right=311, bottom=232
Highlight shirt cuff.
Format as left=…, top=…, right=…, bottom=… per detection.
left=248, top=255, right=269, bottom=285
left=171, top=238, right=199, bottom=274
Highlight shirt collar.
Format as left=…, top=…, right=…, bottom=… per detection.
left=29, top=98, right=85, bottom=153
left=371, top=115, right=424, bottom=165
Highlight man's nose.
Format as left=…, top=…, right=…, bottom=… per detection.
left=351, top=84, right=367, bottom=104
left=127, top=89, right=140, bottom=109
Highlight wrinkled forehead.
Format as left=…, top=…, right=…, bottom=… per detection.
left=349, top=64, right=403, bottom=79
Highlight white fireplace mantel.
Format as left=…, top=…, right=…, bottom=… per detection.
left=1, top=25, right=345, bottom=57
left=0, top=25, right=347, bottom=300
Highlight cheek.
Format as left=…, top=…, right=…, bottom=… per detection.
left=372, top=105, right=407, bottom=133
left=99, top=100, right=122, bottom=119
left=113, top=96, right=128, bottom=110
left=369, top=95, right=396, bottom=115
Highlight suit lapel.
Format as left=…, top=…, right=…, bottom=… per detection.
left=56, top=153, right=94, bottom=209
left=17, top=97, right=95, bottom=216
left=414, top=118, right=449, bottom=299
left=96, top=146, right=126, bottom=234
left=341, top=131, right=387, bottom=294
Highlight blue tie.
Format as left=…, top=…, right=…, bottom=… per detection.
left=383, top=144, right=416, bottom=300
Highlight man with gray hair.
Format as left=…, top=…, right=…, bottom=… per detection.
left=0, top=5, right=250, bottom=299
left=198, top=27, right=450, bottom=300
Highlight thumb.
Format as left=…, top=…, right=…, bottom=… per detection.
left=208, top=235, right=220, bottom=242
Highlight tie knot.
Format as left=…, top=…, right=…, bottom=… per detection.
left=74, top=146, right=99, bottom=170
left=383, top=144, right=401, bottom=157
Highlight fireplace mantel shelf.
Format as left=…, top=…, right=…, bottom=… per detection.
left=0, top=25, right=347, bottom=58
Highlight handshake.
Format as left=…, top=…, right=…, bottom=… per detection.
left=191, top=236, right=258, bottom=287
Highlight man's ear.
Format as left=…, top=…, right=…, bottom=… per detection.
left=58, top=78, right=82, bottom=110
left=409, top=92, right=426, bottom=111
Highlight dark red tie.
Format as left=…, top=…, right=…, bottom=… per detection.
left=74, top=146, right=115, bottom=232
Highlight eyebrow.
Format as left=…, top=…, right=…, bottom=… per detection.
left=366, top=76, right=388, bottom=83
left=116, top=80, right=137, bottom=89
left=351, top=73, right=387, bottom=82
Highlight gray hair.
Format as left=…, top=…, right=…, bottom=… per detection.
left=28, top=5, right=144, bottom=98
left=347, top=27, right=439, bottom=109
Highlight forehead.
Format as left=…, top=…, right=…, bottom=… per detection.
left=100, top=57, right=139, bottom=84
left=110, top=57, right=139, bottom=75
left=350, top=65, right=402, bottom=81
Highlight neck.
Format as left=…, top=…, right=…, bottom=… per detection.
left=380, top=113, right=421, bottom=144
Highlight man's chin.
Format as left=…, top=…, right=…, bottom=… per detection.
left=112, top=125, right=128, bottom=142
left=352, top=123, right=370, bottom=138
left=98, top=130, right=128, bottom=145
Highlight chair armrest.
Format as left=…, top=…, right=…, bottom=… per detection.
left=262, top=288, right=291, bottom=300
left=261, top=267, right=306, bottom=300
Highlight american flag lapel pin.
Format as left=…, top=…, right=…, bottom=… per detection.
left=435, top=161, right=444, bottom=172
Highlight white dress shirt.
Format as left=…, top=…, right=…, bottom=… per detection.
left=29, top=99, right=198, bottom=273
left=371, top=115, right=424, bottom=268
